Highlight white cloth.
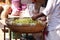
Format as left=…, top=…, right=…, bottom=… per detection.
left=42, top=0, right=60, bottom=40
left=21, top=0, right=32, bottom=4
left=19, top=4, right=35, bottom=17
left=10, top=3, right=35, bottom=18
left=45, top=30, right=60, bottom=40
left=19, top=6, right=31, bottom=17
left=42, top=0, right=60, bottom=31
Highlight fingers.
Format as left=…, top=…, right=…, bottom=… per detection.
left=31, top=15, right=38, bottom=20
left=40, top=16, right=47, bottom=21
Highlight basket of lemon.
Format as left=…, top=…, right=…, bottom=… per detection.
left=6, top=17, right=45, bottom=33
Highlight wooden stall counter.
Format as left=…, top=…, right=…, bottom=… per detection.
left=6, top=23, right=45, bottom=33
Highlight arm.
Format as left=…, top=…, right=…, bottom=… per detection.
left=32, top=0, right=53, bottom=20
left=32, top=13, right=46, bottom=21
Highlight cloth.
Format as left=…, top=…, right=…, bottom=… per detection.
left=11, top=3, right=27, bottom=16
left=19, top=4, right=35, bottom=17
left=11, top=0, right=33, bottom=16
left=45, top=30, right=60, bottom=40
left=42, top=0, right=60, bottom=40
left=11, top=0, right=22, bottom=16
left=10, top=3, right=35, bottom=17
left=42, top=0, right=60, bottom=31
left=21, top=0, right=32, bottom=4
left=11, top=0, right=21, bottom=11
left=12, top=0, right=20, bottom=1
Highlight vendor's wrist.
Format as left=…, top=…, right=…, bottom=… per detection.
left=36, top=14, right=41, bottom=18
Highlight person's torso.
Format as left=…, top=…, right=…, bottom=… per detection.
left=47, top=0, right=60, bottom=31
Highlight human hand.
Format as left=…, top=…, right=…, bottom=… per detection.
left=31, top=14, right=39, bottom=20
left=39, top=16, right=47, bottom=21
left=32, top=14, right=46, bottom=21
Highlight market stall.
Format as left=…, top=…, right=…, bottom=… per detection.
left=4, top=17, right=45, bottom=40
left=2, top=0, right=46, bottom=40
left=6, top=18, right=45, bottom=33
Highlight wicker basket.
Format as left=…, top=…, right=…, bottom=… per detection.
left=6, top=18, right=45, bottom=33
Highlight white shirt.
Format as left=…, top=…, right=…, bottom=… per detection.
left=42, top=0, right=60, bottom=31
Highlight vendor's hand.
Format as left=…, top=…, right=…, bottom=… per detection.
left=32, top=15, right=46, bottom=21
left=40, top=16, right=47, bottom=21
left=0, top=20, right=6, bottom=25
left=31, top=14, right=39, bottom=20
